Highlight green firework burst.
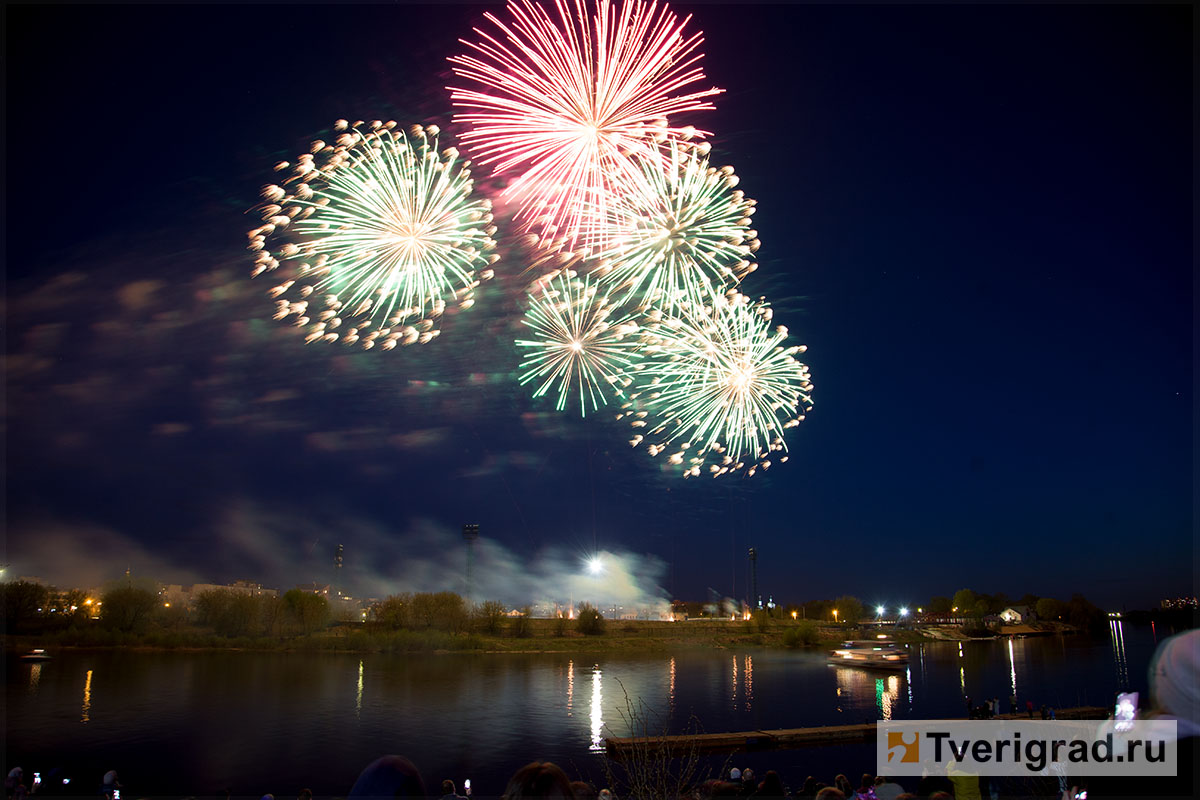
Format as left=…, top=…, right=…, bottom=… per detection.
left=249, top=120, right=498, bottom=350
left=592, top=140, right=759, bottom=312
left=517, top=271, right=641, bottom=416
left=620, top=292, right=813, bottom=477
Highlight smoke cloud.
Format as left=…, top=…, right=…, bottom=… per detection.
left=8, top=500, right=671, bottom=617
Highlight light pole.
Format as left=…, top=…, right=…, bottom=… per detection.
left=833, top=608, right=839, bottom=625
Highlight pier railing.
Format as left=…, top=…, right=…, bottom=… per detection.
left=604, top=706, right=1110, bottom=759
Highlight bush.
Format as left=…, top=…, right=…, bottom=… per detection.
left=833, top=595, right=864, bottom=626
left=553, top=615, right=568, bottom=637
left=1, top=581, right=50, bottom=633
left=510, top=607, right=532, bottom=638
left=474, top=600, right=508, bottom=634
left=577, top=603, right=605, bottom=636
left=100, top=586, right=159, bottom=634
left=782, top=620, right=820, bottom=648
left=374, top=594, right=413, bottom=630
left=410, top=592, right=468, bottom=633
left=283, top=589, right=330, bottom=635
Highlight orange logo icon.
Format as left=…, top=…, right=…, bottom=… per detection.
left=887, top=731, right=919, bottom=763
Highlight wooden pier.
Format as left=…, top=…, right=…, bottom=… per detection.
left=604, top=706, right=1109, bottom=760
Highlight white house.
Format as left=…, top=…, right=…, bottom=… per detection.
left=999, top=605, right=1034, bottom=624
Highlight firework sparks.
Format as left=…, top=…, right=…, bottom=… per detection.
left=248, top=121, right=498, bottom=350
left=448, top=0, right=722, bottom=251
left=516, top=271, right=640, bottom=415
left=593, top=139, right=759, bottom=312
left=620, top=292, right=813, bottom=477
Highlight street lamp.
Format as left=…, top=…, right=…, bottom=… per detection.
left=899, top=607, right=909, bottom=617
left=876, top=605, right=885, bottom=619
left=792, top=610, right=798, bottom=620
left=832, top=608, right=839, bottom=623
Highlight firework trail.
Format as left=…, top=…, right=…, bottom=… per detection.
left=592, top=139, right=759, bottom=313
left=620, top=292, right=813, bottom=478
left=248, top=120, right=497, bottom=350
left=448, top=0, right=722, bottom=251
left=516, top=271, right=640, bottom=415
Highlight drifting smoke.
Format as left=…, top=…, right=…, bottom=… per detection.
left=5, top=517, right=207, bottom=590
left=8, top=501, right=671, bottom=617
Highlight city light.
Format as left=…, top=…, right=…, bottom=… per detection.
left=832, top=608, right=838, bottom=622
left=899, top=607, right=909, bottom=617
left=876, top=605, right=885, bottom=617
left=792, top=610, right=798, bottom=620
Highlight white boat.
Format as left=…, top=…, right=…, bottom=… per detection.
left=827, top=638, right=908, bottom=670
left=20, top=648, right=52, bottom=662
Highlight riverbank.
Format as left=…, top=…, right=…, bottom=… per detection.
left=4, top=618, right=1081, bottom=655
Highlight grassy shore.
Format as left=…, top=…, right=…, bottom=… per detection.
left=7, top=618, right=1078, bottom=655
left=8, top=618, right=829, bottom=654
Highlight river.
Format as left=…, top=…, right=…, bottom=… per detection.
left=3, top=621, right=1171, bottom=798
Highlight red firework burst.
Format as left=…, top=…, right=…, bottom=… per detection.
left=448, top=0, right=722, bottom=251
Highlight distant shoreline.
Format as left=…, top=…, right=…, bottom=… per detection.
left=5, top=619, right=1086, bottom=656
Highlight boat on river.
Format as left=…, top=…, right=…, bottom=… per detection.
left=20, top=649, right=52, bottom=662
left=827, top=637, right=908, bottom=670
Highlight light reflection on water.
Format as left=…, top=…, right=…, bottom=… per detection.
left=833, top=667, right=904, bottom=721
left=1110, top=620, right=1129, bottom=688
left=744, top=655, right=753, bottom=711
left=81, top=669, right=92, bottom=724
left=589, top=664, right=603, bottom=752
left=668, top=656, right=676, bottom=714
left=4, top=631, right=1162, bottom=798
left=874, top=674, right=900, bottom=720
left=566, top=659, right=574, bottom=717
left=355, top=659, right=363, bottom=717
left=1008, top=638, right=1018, bottom=699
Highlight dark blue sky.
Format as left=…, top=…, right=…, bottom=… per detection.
left=5, top=3, right=1192, bottom=610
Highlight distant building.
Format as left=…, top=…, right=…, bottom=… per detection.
left=186, top=581, right=279, bottom=607
left=1161, top=597, right=1198, bottom=609
left=999, top=605, right=1035, bottom=624
left=160, top=584, right=189, bottom=606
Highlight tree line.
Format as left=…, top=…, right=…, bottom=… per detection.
left=1, top=581, right=611, bottom=640
left=790, top=589, right=1107, bottom=631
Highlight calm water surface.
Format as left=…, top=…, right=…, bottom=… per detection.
left=4, top=622, right=1167, bottom=798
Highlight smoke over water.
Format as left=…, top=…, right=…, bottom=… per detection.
left=9, top=501, right=672, bottom=617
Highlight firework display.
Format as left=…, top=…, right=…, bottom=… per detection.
left=448, top=0, right=722, bottom=250
left=246, top=1, right=815, bottom=477
left=592, top=139, right=759, bottom=312
left=516, top=272, right=640, bottom=416
left=248, top=121, right=497, bottom=350
left=619, top=293, right=813, bottom=478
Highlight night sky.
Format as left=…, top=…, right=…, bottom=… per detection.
left=5, top=2, right=1192, bottom=611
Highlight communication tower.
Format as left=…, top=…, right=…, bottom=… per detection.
left=334, top=543, right=344, bottom=597
left=748, top=547, right=759, bottom=610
